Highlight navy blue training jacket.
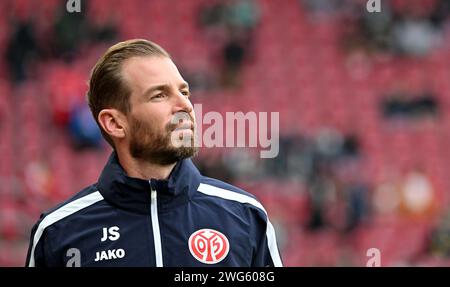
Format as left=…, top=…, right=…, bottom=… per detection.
left=25, top=152, right=283, bottom=267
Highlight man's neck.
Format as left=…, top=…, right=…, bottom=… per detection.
left=117, top=152, right=177, bottom=180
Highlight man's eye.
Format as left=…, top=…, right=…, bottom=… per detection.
left=181, top=91, right=190, bottom=97
left=152, top=93, right=164, bottom=99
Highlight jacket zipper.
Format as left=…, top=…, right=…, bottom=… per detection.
left=149, top=180, right=163, bottom=267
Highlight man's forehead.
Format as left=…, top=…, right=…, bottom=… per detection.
left=121, top=56, right=184, bottom=89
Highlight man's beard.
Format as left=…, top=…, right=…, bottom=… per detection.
left=128, top=114, right=198, bottom=165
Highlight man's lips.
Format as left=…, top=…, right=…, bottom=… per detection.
left=173, top=122, right=194, bottom=131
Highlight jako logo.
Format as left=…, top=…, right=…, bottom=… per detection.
left=188, top=229, right=230, bottom=264
left=94, top=249, right=125, bottom=262
left=366, top=0, right=381, bottom=13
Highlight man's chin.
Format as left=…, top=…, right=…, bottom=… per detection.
left=157, top=147, right=198, bottom=165
left=131, top=146, right=198, bottom=166
left=173, top=145, right=199, bottom=160
left=170, top=129, right=195, bottom=143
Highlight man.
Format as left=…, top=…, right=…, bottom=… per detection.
left=25, top=39, right=283, bottom=267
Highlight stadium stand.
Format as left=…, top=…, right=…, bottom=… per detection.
left=1, top=0, right=450, bottom=266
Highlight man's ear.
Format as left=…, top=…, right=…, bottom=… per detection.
left=98, top=109, right=127, bottom=140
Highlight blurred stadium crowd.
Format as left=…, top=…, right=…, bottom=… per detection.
left=1, top=0, right=450, bottom=266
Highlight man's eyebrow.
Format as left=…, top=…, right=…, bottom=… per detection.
left=143, top=84, right=167, bottom=97
left=179, top=82, right=189, bottom=90
left=143, top=82, right=190, bottom=97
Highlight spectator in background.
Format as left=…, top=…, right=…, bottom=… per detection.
left=429, top=210, right=450, bottom=258
left=227, top=0, right=260, bottom=31
left=199, top=0, right=260, bottom=40
left=199, top=1, right=228, bottom=29
left=382, top=88, right=439, bottom=121
left=410, top=90, right=440, bottom=120
left=51, top=2, right=118, bottom=61
left=306, top=128, right=366, bottom=232
left=306, top=163, right=337, bottom=230
left=23, top=159, right=54, bottom=205
left=305, top=128, right=344, bottom=231
left=261, top=127, right=364, bottom=232
left=382, top=87, right=414, bottom=119
left=263, top=128, right=360, bottom=182
left=52, top=4, right=90, bottom=61
left=373, top=165, right=437, bottom=218
left=199, top=0, right=260, bottom=89
left=429, top=0, right=450, bottom=28
left=340, top=0, right=393, bottom=54
left=389, top=0, right=445, bottom=57
left=264, top=134, right=308, bottom=179
left=221, top=31, right=247, bottom=88
left=340, top=0, right=447, bottom=57
left=373, top=167, right=403, bottom=215
left=68, top=103, right=103, bottom=150
left=182, top=69, right=216, bottom=92
left=195, top=152, right=235, bottom=184
left=221, top=0, right=259, bottom=88
left=399, top=166, right=437, bottom=217
left=302, top=0, right=343, bottom=21
left=315, top=128, right=345, bottom=162
left=391, top=16, right=440, bottom=57
left=340, top=161, right=371, bottom=232
left=6, top=18, right=38, bottom=83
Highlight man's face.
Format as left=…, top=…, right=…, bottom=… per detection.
left=121, top=56, right=198, bottom=165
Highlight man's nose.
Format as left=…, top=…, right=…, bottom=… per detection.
left=173, top=90, right=193, bottom=113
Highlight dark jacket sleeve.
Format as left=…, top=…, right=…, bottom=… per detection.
left=25, top=215, right=47, bottom=267
left=249, top=207, right=283, bottom=267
